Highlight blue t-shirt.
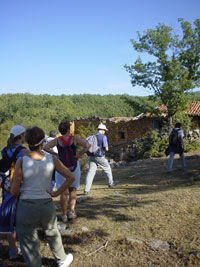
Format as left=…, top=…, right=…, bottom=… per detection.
left=96, top=133, right=108, bottom=157
left=1, top=144, right=23, bottom=160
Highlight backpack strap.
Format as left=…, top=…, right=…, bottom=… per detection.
left=12, top=146, right=24, bottom=162
left=96, top=133, right=104, bottom=148
left=9, top=146, right=24, bottom=190
left=2, top=146, right=24, bottom=162
left=2, top=147, right=9, bottom=159
left=59, top=135, right=73, bottom=146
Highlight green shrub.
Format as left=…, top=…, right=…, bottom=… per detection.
left=136, top=129, right=200, bottom=159
left=136, top=130, right=169, bottom=158
left=184, top=139, right=200, bottom=152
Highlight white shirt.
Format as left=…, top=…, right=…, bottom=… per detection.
left=174, top=128, right=184, bottom=138
left=46, top=137, right=58, bottom=153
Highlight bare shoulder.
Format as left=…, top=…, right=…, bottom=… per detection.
left=15, top=157, right=23, bottom=167
left=74, top=135, right=87, bottom=145
left=22, top=148, right=31, bottom=156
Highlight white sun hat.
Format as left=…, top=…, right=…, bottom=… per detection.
left=10, top=125, right=26, bottom=137
left=97, top=123, right=108, bottom=131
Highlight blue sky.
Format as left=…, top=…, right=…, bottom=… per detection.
left=0, top=0, right=199, bottom=96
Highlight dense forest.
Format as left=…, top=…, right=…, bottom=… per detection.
left=0, top=93, right=158, bottom=143
left=0, top=92, right=199, bottom=149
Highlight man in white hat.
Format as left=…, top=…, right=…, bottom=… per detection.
left=84, top=123, right=117, bottom=194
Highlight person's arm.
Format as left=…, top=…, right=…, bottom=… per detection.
left=103, top=135, right=109, bottom=151
left=73, top=136, right=91, bottom=160
left=43, top=138, right=58, bottom=156
left=11, top=158, right=23, bottom=197
left=180, top=130, right=184, bottom=149
left=47, top=156, right=75, bottom=198
left=104, top=146, right=109, bottom=151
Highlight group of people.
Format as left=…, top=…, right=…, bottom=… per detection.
left=0, top=121, right=186, bottom=266
left=0, top=121, right=118, bottom=267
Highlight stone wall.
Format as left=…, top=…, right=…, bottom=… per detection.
left=71, top=116, right=153, bottom=146
left=191, top=116, right=200, bottom=129
left=105, top=117, right=153, bottom=146
left=107, top=128, right=200, bottom=164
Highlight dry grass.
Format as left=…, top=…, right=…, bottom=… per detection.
left=1, top=150, right=200, bottom=266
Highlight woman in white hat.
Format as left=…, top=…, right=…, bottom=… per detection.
left=0, top=125, right=30, bottom=260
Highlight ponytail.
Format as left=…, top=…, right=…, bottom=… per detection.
left=7, top=133, right=22, bottom=149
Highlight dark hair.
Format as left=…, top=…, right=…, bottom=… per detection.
left=49, top=130, right=57, bottom=137
left=58, top=121, right=71, bottom=135
left=25, top=126, right=45, bottom=151
left=7, top=134, right=23, bottom=149
left=175, top=122, right=182, bottom=128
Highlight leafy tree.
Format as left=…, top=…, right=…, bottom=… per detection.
left=125, top=18, right=200, bottom=130
left=75, top=122, right=97, bottom=139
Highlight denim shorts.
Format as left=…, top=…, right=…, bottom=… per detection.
left=55, top=161, right=81, bottom=189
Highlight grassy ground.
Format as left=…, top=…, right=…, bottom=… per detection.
left=1, top=151, right=200, bottom=267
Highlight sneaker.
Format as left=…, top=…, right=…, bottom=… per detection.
left=108, top=181, right=118, bottom=188
left=58, top=253, right=73, bottom=267
left=61, top=214, right=68, bottom=223
left=84, top=191, right=89, bottom=195
left=67, top=211, right=77, bottom=220
left=9, top=247, right=20, bottom=260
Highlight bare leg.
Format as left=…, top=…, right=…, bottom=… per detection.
left=60, top=189, right=68, bottom=216
left=7, top=232, right=17, bottom=250
left=69, top=187, right=76, bottom=212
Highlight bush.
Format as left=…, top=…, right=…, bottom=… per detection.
left=184, top=139, right=200, bottom=152
left=136, top=130, right=169, bottom=158
left=136, top=129, right=200, bottom=159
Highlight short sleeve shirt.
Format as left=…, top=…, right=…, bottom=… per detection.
left=174, top=128, right=184, bottom=138
left=102, top=135, right=108, bottom=147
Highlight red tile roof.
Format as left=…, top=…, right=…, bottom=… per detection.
left=144, top=101, right=200, bottom=118
left=186, top=101, right=200, bottom=116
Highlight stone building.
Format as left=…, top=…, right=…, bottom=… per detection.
left=70, top=101, right=200, bottom=147
left=71, top=115, right=154, bottom=147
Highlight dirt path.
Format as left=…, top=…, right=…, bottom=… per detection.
left=1, top=150, right=200, bottom=266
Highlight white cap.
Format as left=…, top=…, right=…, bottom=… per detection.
left=10, top=125, right=26, bottom=137
left=97, top=123, right=108, bottom=131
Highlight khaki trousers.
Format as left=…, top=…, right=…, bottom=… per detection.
left=16, top=198, right=66, bottom=267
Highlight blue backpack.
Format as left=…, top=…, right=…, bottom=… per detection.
left=0, top=146, right=23, bottom=173
left=0, top=193, right=17, bottom=234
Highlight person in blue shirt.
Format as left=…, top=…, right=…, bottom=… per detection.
left=1, top=125, right=30, bottom=260
left=84, top=123, right=117, bottom=194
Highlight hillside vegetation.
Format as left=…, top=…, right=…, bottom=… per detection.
left=0, top=92, right=199, bottom=149
left=0, top=93, right=158, bottom=148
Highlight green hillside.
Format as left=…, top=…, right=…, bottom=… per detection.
left=0, top=92, right=199, bottom=149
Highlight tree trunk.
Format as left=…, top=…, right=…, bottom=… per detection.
left=168, top=116, right=173, bottom=133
